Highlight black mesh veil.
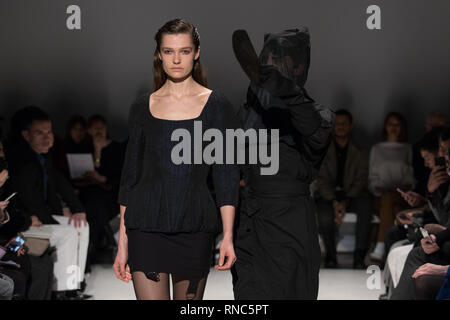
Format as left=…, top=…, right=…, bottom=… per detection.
left=258, top=28, right=311, bottom=88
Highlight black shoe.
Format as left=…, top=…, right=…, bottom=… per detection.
left=51, top=291, right=69, bottom=300
left=353, top=260, right=367, bottom=269
left=65, top=290, right=93, bottom=300
left=324, top=257, right=338, bottom=269
left=378, top=293, right=389, bottom=300
left=353, top=249, right=367, bottom=269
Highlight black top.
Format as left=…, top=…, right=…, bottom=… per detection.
left=7, top=146, right=85, bottom=224
left=118, top=90, right=240, bottom=233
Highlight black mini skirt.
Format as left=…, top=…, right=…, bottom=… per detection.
left=126, top=228, right=215, bottom=293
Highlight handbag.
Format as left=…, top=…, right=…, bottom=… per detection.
left=23, top=237, right=50, bottom=257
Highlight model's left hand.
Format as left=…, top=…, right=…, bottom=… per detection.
left=68, top=212, right=88, bottom=228
left=412, top=263, right=449, bottom=278
left=214, top=238, right=237, bottom=271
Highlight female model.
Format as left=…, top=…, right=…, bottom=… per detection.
left=113, top=18, right=240, bottom=300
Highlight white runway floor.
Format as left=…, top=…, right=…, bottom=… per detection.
left=84, top=264, right=386, bottom=300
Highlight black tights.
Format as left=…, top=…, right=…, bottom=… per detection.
left=131, top=271, right=208, bottom=300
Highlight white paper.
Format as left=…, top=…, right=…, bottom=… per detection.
left=66, top=153, right=95, bottom=179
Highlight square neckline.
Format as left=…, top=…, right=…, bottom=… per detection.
left=147, top=90, right=214, bottom=122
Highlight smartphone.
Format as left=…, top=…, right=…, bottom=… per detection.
left=3, top=192, right=17, bottom=202
left=419, top=227, right=434, bottom=244
left=435, top=156, right=446, bottom=167
left=7, top=236, right=25, bottom=253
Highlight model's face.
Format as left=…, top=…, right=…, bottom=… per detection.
left=420, top=149, right=436, bottom=169
left=22, top=120, right=54, bottom=154
left=70, top=122, right=86, bottom=144
left=334, top=115, right=352, bottom=138
left=88, top=120, right=107, bottom=139
left=159, top=33, right=199, bottom=81
left=385, top=116, right=402, bottom=141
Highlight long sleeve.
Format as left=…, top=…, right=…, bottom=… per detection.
left=436, top=227, right=450, bottom=249
left=346, top=149, right=369, bottom=198
left=10, top=162, right=50, bottom=221
left=248, top=83, right=334, bottom=169
left=317, top=149, right=337, bottom=201
left=211, top=94, right=240, bottom=208
left=427, top=186, right=450, bottom=226
left=118, top=96, right=145, bottom=206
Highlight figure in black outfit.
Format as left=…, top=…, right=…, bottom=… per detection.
left=231, top=28, right=335, bottom=299
left=76, top=115, right=125, bottom=262
left=113, top=18, right=240, bottom=300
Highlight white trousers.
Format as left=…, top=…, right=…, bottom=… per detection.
left=23, top=215, right=89, bottom=291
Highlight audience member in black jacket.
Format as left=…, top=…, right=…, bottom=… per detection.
left=390, top=226, right=450, bottom=299
left=0, top=140, right=53, bottom=300
left=3, top=106, right=90, bottom=298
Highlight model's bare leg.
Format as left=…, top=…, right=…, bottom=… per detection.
left=131, top=271, right=170, bottom=300
left=172, top=274, right=208, bottom=300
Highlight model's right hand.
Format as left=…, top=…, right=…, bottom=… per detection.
left=113, top=247, right=132, bottom=282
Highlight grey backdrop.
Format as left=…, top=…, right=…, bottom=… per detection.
left=1, top=0, right=450, bottom=145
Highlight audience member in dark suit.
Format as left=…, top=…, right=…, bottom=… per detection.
left=4, top=106, right=90, bottom=299
left=0, top=139, right=54, bottom=300
left=316, top=109, right=372, bottom=269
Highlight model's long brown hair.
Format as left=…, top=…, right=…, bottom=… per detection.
left=153, top=18, right=207, bottom=91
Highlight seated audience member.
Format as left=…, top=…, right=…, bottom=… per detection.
left=4, top=106, right=90, bottom=300
left=53, top=115, right=91, bottom=179
left=386, top=127, right=449, bottom=254
left=427, top=126, right=450, bottom=224
left=316, top=109, right=372, bottom=269
left=368, top=112, right=414, bottom=261
left=412, top=111, right=447, bottom=196
left=381, top=127, right=450, bottom=299
left=1, top=139, right=54, bottom=300
left=75, top=114, right=124, bottom=263
left=391, top=226, right=450, bottom=299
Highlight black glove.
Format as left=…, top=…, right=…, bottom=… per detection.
left=259, top=64, right=303, bottom=99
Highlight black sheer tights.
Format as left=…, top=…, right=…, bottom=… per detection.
left=131, top=271, right=208, bottom=300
